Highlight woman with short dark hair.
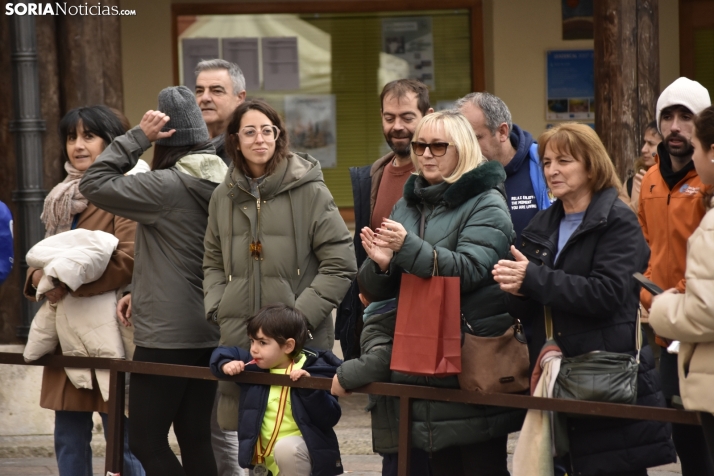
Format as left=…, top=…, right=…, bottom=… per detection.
left=203, top=99, right=356, bottom=432
left=493, top=122, right=676, bottom=476
left=24, top=105, right=143, bottom=476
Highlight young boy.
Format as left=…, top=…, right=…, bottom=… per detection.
left=331, top=266, right=430, bottom=476
left=210, top=303, right=343, bottom=476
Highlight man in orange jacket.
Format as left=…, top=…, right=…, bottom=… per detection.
left=638, top=77, right=712, bottom=475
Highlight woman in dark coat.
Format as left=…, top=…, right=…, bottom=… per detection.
left=360, top=111, right=523, bottom=476
left=493, top=122, right=676, bottom=476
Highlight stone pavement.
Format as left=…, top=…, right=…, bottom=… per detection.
left=0, top=393, right=683, bottom=475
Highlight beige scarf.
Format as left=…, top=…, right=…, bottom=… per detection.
left=41, top=162, right=88, bottom=237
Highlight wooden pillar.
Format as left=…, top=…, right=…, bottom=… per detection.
left=56, top=0, right=124, bottom=112
left=594, top=0, right=659, bottom=180
left=0, top=1, right=124, bottom=343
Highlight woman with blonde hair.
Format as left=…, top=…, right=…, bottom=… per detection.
left=493, top=122, right=675, bottom=475
left=360, top=110, right=523, bottom=476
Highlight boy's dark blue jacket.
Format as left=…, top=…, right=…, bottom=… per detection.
left=210, top=346, right=344, bottom=476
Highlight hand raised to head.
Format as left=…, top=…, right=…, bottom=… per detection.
left=140, top=110, right=176, bottom=142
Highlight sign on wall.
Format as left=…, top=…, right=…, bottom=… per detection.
left=284, top=95, right=337, bottom=168
left=546, top=50, right=594, bottom=121
left=381, top=16, right=435, bottom=89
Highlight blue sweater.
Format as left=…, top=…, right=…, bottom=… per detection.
left=210, top=346, right=344, bottom=476
left=503, top=124, right=550, bottom=248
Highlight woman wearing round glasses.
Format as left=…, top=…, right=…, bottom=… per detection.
left=359, top=110, right=522, bottom=476
left=203, top=99, right=356, bottom=432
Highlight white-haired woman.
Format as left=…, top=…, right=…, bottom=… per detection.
left=359, top=111, right=522, bottom=476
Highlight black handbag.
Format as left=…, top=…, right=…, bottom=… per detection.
left=546, top=307, right=640, bottom=404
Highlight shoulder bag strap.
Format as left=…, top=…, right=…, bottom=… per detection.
left=544, top=306, right=554, bottom=340
left=421, top=205, right=439, bottom=277
left=545, top=305, right=642, bottom=362
left=635, top=307, right=641, bottom=363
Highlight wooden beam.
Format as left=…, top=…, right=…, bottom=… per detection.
left=56, top=0, right=124, bottom=111
left=594, top=0, right=659, bottom=180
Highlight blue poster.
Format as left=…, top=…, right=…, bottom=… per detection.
left=546, top=50, right=595, bottom=120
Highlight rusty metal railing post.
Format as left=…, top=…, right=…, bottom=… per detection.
left=397, top=396, right=413, bottom=476
left=106, top=366, right=126, bottom=475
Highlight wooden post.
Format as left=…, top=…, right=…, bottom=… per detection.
left=594, top=0, right=659, bottom=180
left=105, top=368, right=126, bottom=476
left=56, top=0, right=124, bottom=111
left=397, top=397, right=413, bottom=476
left=0, top=1, right=124, bottom=343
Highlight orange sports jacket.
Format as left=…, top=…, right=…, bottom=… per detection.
left=638, top=158, right=706, bottom=320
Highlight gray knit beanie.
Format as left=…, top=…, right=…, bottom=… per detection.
left=156, top=86, right=210, bottom=147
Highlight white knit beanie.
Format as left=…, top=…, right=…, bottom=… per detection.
left=656, top=77, right=711, bottom=134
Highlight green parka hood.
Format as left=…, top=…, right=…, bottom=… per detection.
left=227, top=151, right=324, bottom=199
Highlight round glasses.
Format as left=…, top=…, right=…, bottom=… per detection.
left=237, top=125, right=280, bottom=143
left=411, top=141, right=454, bottom=157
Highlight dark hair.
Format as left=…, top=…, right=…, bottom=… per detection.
left=645, top=120, right=660, bottom=136
left=151, top=141, right=212, bottom=171
left=59, top=105, right=128, bottom=162
left=695, top=106, right=714, bottom=207
left=225, top=100, right=289, bottom=177
left=380, top=79, right=431, bottom=116
left=109, top=107, right=132, bottom=131
left=246, top=304, right=309, bottom=360
left=356, top=271, right=377, bottom=305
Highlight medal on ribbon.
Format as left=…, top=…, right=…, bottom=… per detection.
left=253, top=361, right=294, bottom=475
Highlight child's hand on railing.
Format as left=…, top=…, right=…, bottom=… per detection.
left=222, top=360, right=245, bottom=376
left=290, top=369, right=310, bottom=381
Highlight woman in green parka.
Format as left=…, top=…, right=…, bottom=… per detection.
left=360, top=111, right=524, bottom=476
left=202, top=100, right=357, bottom=428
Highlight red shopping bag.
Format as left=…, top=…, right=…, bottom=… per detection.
left=390, top=270, right=461, bottom=377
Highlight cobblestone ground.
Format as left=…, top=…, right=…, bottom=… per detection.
left=0, top=393, right=683, bottom=475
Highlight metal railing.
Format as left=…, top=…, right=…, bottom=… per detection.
left=0, top=352, right=701, bottom=476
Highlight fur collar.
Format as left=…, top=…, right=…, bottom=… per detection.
left=404, top=161, right=506, bottom=208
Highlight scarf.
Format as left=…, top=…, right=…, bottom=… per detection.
left=41, top=161, right=88, bottom=237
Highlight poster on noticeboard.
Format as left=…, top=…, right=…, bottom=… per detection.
left=546, top=49, right=595, bottom=121
left=381, top=16, right=435, bottom=89
left=284, top=95, right=337, bottom=169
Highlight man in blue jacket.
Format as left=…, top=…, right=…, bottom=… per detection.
left=456, top=92, right=551, bottom=247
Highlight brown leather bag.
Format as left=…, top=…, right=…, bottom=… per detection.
left=457, top=319, right=530, bottom=394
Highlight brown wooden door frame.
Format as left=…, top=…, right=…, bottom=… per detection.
left=171, top=0, right=485, bottom=92
left=679, top=0, right=714, bottom=79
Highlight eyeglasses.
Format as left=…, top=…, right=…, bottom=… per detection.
left=237, top=126, right=280, bottom=143
left=410, top=141, right=454, bottom=157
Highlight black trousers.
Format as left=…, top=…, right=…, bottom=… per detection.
left=129, top=346, right=218, bottom=476
left=428, top=435, right=509, bottom=476
left=660, top=350, right=714, bottom=476
left=700, top=412, right=714, bottom=468
left=381, top=448, right=432, bottom=476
